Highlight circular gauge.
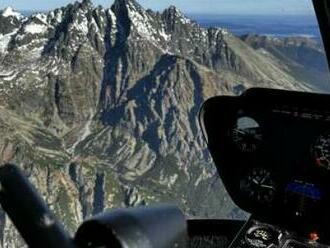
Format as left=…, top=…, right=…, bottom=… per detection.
left=245, top=226, right=280, bottom=248
left=240, top=168, right=276, bottom=204
left=312, top=133, right=330, bottom=170
left=232, top=116, right=262, bottom=152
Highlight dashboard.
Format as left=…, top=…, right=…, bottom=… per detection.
left=200, top=88, right=330, bottom=246
left=229, top=219, right=330, bottom=248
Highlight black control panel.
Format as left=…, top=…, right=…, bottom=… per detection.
left=230, top=218, right=329, bottom=248
left=229, top=219, right=330, bottom=248
left=200, top=88, right=330, bottom=244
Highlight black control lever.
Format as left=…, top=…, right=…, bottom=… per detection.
left=0, top=164, right=75, bottom=248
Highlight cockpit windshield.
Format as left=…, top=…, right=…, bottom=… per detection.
left=0, top=0, right=329, bottom=245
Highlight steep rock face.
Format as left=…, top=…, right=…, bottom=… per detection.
left=0, top=0, right=323, bottom=246
left=0, top=8, right=23, bottom=55
left=0, top=8, right=22, bottom=34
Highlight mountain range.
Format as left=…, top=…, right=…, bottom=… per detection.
left=0, top=0, right=329, bottom=246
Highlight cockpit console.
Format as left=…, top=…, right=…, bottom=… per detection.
left=200, top=88, right=330, bottom=247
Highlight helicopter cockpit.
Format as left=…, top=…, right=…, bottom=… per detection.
left=0, top=0, right=330, bottom=247
left=200, top=88, right=330, bottom=248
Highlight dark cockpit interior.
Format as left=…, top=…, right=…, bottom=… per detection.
left=199, top=88, right=330, bottom=248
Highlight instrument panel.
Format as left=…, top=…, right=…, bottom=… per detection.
left=200, top=88, right=330, bottom=241
left=230, top=219, right=330, bottom=248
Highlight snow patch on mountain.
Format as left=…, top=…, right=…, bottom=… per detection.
left=166, top=6, right=192, bottom=25
left=0, top=71, right=17, bottom=81
left=34, top=13, right=48, bottom=24
left=24, top=23, right=48, bottom=34
left=108, top=9, right=117, bottom=28
left=127, top=3, right=155, bottom=40
left=1, top=7, right=23, bottom=19
left=49, top=10, right=63, bottom=24
left=172, top=7, right=191, bottom=25
left=69, top=109, right=94, bottom=154
left=159, top=27, right=171, bottom=42
left=71, top=9, right=89, bottom=35
left=0, top=29, right=18, bottom=53
left=126, top=1, right=170, bottom=46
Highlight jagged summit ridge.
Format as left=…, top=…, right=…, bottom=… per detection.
left=162, top=5, right=191, bottom=24
left=0, top=0, right=199, bottom=56
left=113, top=0, right=142, bottom=7
left=81, top=0, right=93, bottom=7
left=0, top=0, right=312, bottom=92
left=1, top=6, right=23, bottom=19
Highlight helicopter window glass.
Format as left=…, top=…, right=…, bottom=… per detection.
left=0, top=1, right=328, bottom=245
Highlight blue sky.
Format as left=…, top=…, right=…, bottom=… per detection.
left=0, top=0, right=315, bottom=15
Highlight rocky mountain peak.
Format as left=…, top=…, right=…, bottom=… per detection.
left=112, top=0, right=143, bottom=12
left=111, top=0, right=133, bottom=27
left=110, top=0, right=171, bottom=49
left=1, top=6, right=23, bottom=20
left=81, top=0, right=93, bottom=7
left=0, top=7, right=23, bottom=41
left=161, top=4, right=193, bottom=34
left=70, top=0, right=94, bottom=15
left=164, top=5, right=183, bottom=16
left=162, top=5, right=191, bottom=25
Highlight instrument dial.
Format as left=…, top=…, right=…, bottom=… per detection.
left=240, top=168, right=276, bottom=204
left=312, top=133, right=330, bottom=170
left=232, top=116, right=262, bottom=152
left=245, top=226, right=280, bottom=248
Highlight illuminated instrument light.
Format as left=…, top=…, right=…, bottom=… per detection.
left=295, top=212, right=301, bottom=217
left=308, top=231, right=320, bottom=242
left=285, top=182, right=322, bottom=200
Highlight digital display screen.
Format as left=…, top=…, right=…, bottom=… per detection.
left=286, top=182, right=322, bottom=201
